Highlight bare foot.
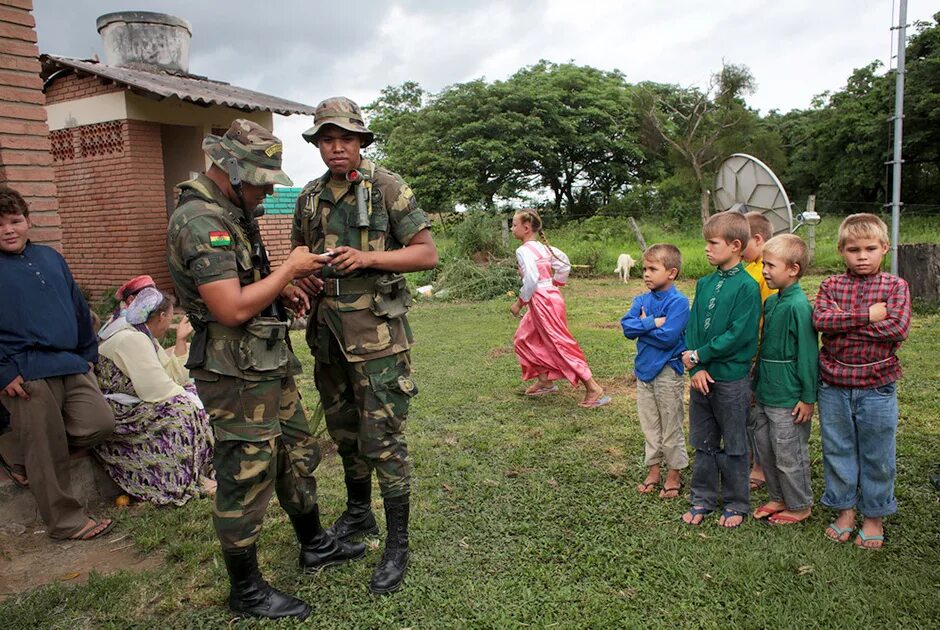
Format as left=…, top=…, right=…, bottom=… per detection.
left=682, top=506, right=712, bottom=526
left=66, top=517, right=115, bottom=541
left=855, top=516, right=885, bottom=549
left=825, top=508, right=856, bottom=542
left=659, top=469, right=683, bottom=499
left=637, top=465, right=660, bottom=493
left=753, top=500, right=787, bottom=520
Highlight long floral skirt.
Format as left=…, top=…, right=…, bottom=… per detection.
left=94, top=356, right=213, bottom=506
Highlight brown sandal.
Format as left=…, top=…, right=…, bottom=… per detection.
left=68, top=518, right=115, bottom=541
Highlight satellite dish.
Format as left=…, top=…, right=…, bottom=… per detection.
left=713, top=153, right=793, bottom=235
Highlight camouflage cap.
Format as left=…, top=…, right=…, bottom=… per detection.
left=302, top=96, right=374, bottom=148
left=203, top=119, right=293, bottom=187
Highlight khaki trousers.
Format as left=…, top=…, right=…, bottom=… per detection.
left=636, top=367, right=689, bottom=470
left=1, top=372, right=115, bottom=538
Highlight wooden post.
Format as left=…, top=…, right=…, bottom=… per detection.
left=500, top=213, right=510, bottom=249
left=628, top=216, right=647, bottom=252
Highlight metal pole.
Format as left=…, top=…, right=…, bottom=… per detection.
left=806, top=195, right=817, bottom=263
left=889, top=0, right=907, bottom=274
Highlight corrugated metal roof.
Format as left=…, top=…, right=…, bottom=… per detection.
left=263, top=187, right=301, bottom=215
left=40, top=54, right=316, bottom=116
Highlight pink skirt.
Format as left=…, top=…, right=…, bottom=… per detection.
left=514, top=287, right=592, bottom=386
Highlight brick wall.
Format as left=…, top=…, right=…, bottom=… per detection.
left=44, top=72, right=123, bottom=105
left=52, top=119, right=171, bottom=299
left=0, top=0, right=61, bottom=248
left=259, top=213, right=293, bottom=266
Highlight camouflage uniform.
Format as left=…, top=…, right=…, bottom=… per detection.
left=167, top=122, right=319, bottom=551
left=292, top=153, right=429, bottom=499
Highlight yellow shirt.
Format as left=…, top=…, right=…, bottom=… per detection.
left=745, top=258, right=777, bottom=335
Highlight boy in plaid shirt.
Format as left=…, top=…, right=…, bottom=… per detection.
left=813, top=213, right=911, bottom=549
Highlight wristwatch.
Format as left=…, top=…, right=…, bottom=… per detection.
left=689, top=351, right=699, bottom=365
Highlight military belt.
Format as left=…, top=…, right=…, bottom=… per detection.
left=207, top=322, right=245, bottom=340
left=322, top=276, right=378, bottom=297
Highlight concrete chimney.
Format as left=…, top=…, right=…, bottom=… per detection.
left=96, top=11, right=192, bottom=74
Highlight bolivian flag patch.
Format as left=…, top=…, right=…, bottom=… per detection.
left=209, top=231, right=232, bottom=247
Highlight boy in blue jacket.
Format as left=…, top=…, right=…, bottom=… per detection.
left=621, top=244, right=690, bottom=499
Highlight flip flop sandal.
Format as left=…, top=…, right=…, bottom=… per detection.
left=525, top=385, right=559, bottom=397
left=753, top=503, right=785, bottom=520
left=825, top=522, right=855, bottom=543
left=749, top=477, right=766, bottom=490
left=769, top=512, right=811, bottom=525
left=854, top=531, right=885, bottom=550
left=681, top=506, right=713, bottom=526
left=659, top=483, right=683, bottom=499
left=0, top=452, right=28, bottom=489
left=636, top=481, right=660, bottom=494
left=67, top=518, right=115, bottom=541
left=719, top=508, right=747, bottom=529
left=579, top=395, right=612, bottom=409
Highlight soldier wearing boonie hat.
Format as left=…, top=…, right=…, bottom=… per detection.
left=166, top=119, right=364, bottom=621
left=292, top=97, right=439, bottom=595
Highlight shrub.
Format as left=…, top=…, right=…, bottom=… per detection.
left=451, top=211, right=510, bottom=259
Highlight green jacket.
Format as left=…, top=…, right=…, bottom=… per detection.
left=753, top=282, right=819, bottom=407
left=291, top=157, right=431, bottom=363
left=166, top=174, right=300, bottom=383
left=686, top=263, right=761, bottom=381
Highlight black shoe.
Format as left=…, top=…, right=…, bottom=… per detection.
left=222, top=545, right=311, bottom=620
left=369, top=496, right=410, bottom=595
left=290, top=507, right=366, bottom=572
left=327, top=477, right=380, bottom=541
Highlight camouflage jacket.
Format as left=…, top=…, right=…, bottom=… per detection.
left=167, top=174, right=301, bottom=381
left=292, top=157, right=431, bottom=363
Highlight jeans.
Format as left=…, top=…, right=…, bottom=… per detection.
left=689, top=377, right=751, bottom=514
left=818, top=381, right=898, bottom=518
left=752, top=403, right=813, bottom=510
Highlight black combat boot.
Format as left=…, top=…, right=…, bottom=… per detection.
left=290, top=505, right=366, bottom=573
left=326, top=477, right=380, bottom=541
left=369, top=495, right=410, bottom=595
left=222, top=545, right=311, bottom=620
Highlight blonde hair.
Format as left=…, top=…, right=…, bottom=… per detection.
left=744, top=211, right=773, bottom=242
left=703, top=211, right=750, bottom=248
left=643, top=243, right=682, bottom=278
left=838, top=213, right=889, bottom=249
left=763, top=234, right=809, bottom=278
left=514, top=209, right=564, bottom=263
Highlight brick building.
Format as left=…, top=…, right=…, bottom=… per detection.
left=39, top=11, right=313, bottom=298
left=0, top=0, right=60, bottom=249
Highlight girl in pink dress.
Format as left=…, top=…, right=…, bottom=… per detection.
left=509, top=210, right=610, bottom=408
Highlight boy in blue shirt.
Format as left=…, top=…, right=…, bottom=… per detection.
left=621, top=244, right=690, bottom=499
left=0, top=185, right=115, bottom=540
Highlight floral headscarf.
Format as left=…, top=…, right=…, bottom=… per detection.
left=124, top=287, right=166, bottom=325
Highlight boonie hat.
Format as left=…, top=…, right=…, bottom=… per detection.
left=302, top=96, right=374, bottom=147
left=203, top=119, right=293, bottom=187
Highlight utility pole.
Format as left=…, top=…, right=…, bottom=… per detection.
left=888, top=0, right=907, bottom=274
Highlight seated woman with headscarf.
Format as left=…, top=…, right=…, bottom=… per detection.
left=95, top=287, right=215, bottom=505
left=98, top=275, right=156, bottom=339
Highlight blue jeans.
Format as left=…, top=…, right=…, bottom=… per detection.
left=689, top=377, right=751, bottom=514
left=818, top=381, right=898, bottom=518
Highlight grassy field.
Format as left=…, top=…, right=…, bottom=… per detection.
left=1, top=274, right=938, bottom=628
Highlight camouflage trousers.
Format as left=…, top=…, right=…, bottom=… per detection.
left=314, top=334, right=415, bottom=499
left=194, top=373, right=320, bottom=550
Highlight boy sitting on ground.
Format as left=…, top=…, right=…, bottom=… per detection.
left=751, top=234, right=818, bottom=525
left=620, top=244, right=690, bottom=499
left=680, top=212, right=761, bottom=528
left=813, top=213, right=911, bottom=549
left=0, top=185, right=116, bottom=540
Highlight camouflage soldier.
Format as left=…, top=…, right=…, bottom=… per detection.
left=292, top=97, right=438, bottom=594
left=166, top=120, right=365, bottom=621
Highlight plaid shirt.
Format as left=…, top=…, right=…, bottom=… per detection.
left=812, top=271, right=911, bottom=388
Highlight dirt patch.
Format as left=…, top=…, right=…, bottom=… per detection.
left=597, top=374, right=638, bottom=401
left=593, top=322, right=620, bottom=329
left=0, top=525, right=163, bottom=602
left=487, top=346, right=513, bottom=359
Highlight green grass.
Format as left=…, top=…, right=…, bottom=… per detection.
left=2, top=277, right=939, bottom=628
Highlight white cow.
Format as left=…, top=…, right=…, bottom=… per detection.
left=614, top=253, right=637, bottom=283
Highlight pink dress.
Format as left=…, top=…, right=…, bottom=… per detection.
left=513, top=241, right=592, bottom=385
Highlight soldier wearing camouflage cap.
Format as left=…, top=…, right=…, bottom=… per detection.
left=293, top=97, right=438, bottom=595
left=167, top=119, right=365, bottom=621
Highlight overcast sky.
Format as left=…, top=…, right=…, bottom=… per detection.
left=33, top=0, right=936, bottom=183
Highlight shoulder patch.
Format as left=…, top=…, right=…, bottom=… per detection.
left=209, top=230, right=232, bottom=247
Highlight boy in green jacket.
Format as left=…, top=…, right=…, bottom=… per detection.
left=680, top=212, right=761, bottom=528
left=750, top=234, right=818, bottom=525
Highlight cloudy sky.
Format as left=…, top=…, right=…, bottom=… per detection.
left=34, top=0, right=936, bottom=183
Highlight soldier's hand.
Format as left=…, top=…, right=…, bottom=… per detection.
left=295, top=276, right=324, bottom=297
left=280, top=284, right=310, bottom=317
left=329, top=246, right=374, bottom=274
left=285, top=246, right=330, bottom=278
